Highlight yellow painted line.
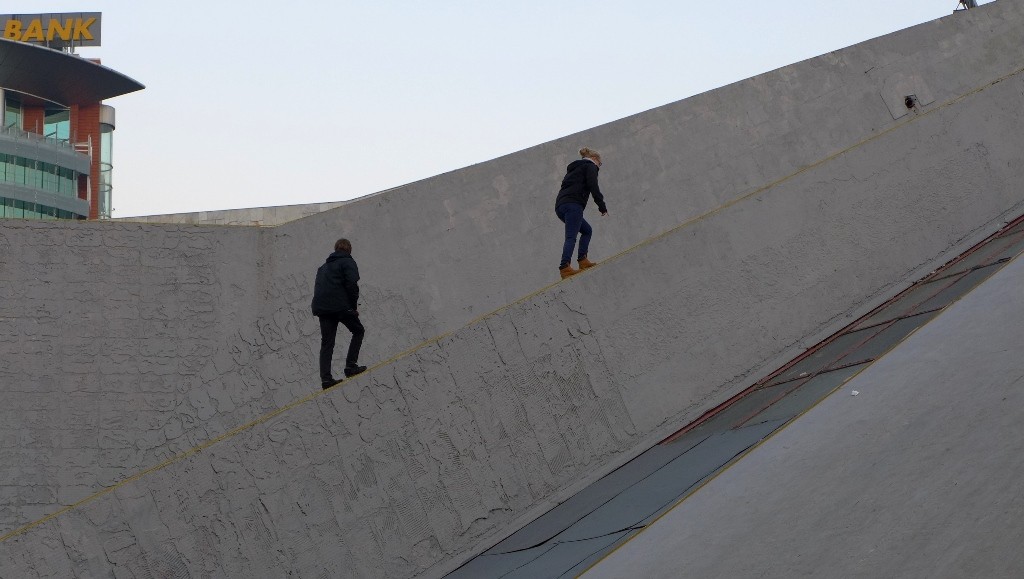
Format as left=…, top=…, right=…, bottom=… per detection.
left=3, top=64, right=1021, bottom=545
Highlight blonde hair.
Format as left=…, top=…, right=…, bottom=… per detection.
left=579, top=147, right=601, bottom=162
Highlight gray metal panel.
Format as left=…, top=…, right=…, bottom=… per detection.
left=485, top=443, right=696, bottom=555
left=749, top=364, right=865, bottom=425
left=99, top=104, right=115, bottom=128
left=466, top=421, right=787, bottom=578
left=447, top=544, right=556, bottom=579
left=0, top=182, right=88, bottom=215
left=554, top=421, right=785, bottom=544
left=505, top=532, right=633, bottom=579
left=0, top=36, right=143, bottom=106
left=0, top=129, right=91, bottom=174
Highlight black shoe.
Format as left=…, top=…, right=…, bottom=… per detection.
left=321, top=378, right=343, bottom=389
left=344, top=364, right=367, bottom=378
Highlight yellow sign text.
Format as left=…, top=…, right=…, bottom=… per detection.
left=3, top=17, right=96, bottom=42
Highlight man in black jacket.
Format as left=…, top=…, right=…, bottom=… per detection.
left=311, top=238, right=366, bottom=389
left=555, top=147, right=608, bottom=279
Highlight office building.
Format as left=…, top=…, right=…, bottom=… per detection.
left=0, top=12, right=143, bottom=219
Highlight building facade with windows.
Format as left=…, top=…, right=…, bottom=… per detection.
left=0, top=12, right=143, bottom=220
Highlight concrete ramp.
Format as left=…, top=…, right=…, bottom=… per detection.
left=2, top=2, right=1024, bottom=578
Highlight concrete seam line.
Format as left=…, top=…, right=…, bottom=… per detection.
left=597, top=64, right=1024, bottom=270
left=2, top=64, right=1021, bottom=546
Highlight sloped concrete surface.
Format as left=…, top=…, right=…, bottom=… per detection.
left=2, top=101, right=1023, bottom=575
left=585, top=253, right=1024, bottom=579
left=114, top=200, right=352, bottom=226
left=1, top=2, right=1024, bottom=577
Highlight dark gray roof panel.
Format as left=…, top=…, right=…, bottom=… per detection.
left=0, top=37, right=143, bottom=105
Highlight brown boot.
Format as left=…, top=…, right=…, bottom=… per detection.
left=578, top=255, right=597, bottom=270
left=559, top=265, right=579, bottom=279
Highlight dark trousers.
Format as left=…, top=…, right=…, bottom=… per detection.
left=556, top=203, right=592, bottom=268
left=318, top=311, right=364, bottom=381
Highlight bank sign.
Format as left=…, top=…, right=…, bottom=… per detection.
left=1, top=13, right=101, bottom=47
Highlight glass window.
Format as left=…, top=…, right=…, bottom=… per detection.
left=58, top=167, right=72, bottom=195
left=4, top=97, right=22, bottom=130
left=14, top=157, right=26, bottom=184
left=99, top=126, right=113, bottom=218
left=0, top=152, right=82, bottom=217
left=42, top=163, right=58, bottom=193
left=44, top=109, right=71, bottom=143
left=24, top=158, right=40, bottom=189
left=42, top=204, right=57, bottom=219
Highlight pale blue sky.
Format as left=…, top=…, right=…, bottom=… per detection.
left=13, top=1, right=991, bottom=216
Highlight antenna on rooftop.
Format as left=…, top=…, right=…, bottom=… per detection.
left=955, top=0, right=978, bottom=10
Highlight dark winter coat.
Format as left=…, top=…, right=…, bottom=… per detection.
left=555, top=159, right=607, bottom=213
left=311, top=251, right=360, bottom=316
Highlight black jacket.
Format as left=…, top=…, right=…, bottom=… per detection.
left=311, top=251, right=360, bottom=316
left=555, top=159, right=607, bottom=213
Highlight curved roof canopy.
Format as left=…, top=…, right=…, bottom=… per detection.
left=0, top=37, right=143, bottom=107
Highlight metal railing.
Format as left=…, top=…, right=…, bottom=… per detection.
left=1, top=123, right=76, bottom=149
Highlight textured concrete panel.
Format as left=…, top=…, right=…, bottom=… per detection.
left=0, top=221, right=264, bottom=529
left=1, top=2, right=1024, bottom=578
left=115, top=200, right=353, bottom=226
left=268, top=0, right=1023, bottom=353
left=584, top=253, right=1024, bottom=579
left=125, top=1, right=1024, bottom=351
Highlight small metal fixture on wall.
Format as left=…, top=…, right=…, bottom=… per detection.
left=955, top=0, right=978, bottom=11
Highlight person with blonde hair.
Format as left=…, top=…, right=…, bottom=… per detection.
left=555, top=147, right=609, bottom=278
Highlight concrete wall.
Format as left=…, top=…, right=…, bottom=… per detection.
left=1, top=1, right=1024, bottom=577
left=115, top=200, right=352, bottom=226
left=248, top=0, right=1024, bottom=351
left=0, top=221, right=265, bottom=527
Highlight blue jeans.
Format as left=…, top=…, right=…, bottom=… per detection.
left=556, top=203, right=592, bottom=268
